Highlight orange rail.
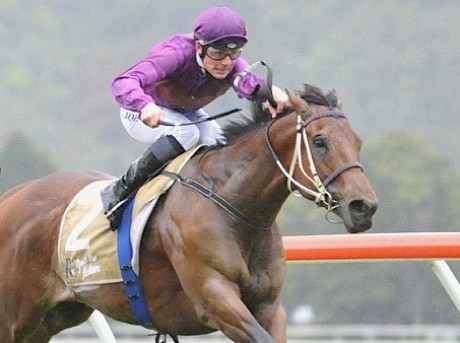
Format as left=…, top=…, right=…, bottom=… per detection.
left=282, top=232, right=460, bottom=261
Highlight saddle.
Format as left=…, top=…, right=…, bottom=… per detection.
left=57, top=146, right=201, bottom=287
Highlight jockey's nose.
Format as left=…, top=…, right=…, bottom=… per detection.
left=220, top=55, right=233, bottom=64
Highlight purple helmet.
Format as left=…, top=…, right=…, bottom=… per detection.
left=194, top=5, right=247, bottom=47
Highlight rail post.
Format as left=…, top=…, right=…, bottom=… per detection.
left=430, top=260, right=460, bottom=313
left=88, top=310, right=117, bottom=343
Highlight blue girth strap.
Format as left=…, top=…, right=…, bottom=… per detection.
left=117, top=197, right=155, bottom=328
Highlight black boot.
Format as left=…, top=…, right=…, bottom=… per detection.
left=101, top=135, right=185, bottom=230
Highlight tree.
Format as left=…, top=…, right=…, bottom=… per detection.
left=0, top=132, right=57, bottom=194
left=363, top=132, right=460, bottom=233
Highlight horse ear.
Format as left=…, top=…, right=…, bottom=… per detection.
left=287, top=91, right=314, bottom=117
left=337, top=99, right=343, bottom=110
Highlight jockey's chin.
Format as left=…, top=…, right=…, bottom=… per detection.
left=207, top=68, right=232, bottom=79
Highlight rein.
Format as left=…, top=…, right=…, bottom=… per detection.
left=162, top=170, right=271, bottom=230
left=264, top=110, right=363, bottom=211
left=158, top=108, right=242, bottom=127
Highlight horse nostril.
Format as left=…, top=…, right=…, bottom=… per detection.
left=349, top=199, right=378, bottom=217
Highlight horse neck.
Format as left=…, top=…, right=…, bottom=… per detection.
left=203, top=114, right=298, bottom=227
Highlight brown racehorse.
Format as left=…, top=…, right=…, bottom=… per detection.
left=0, top=84, right=378, bottom=342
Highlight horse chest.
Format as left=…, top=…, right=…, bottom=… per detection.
left=240, top=256, right=284, bottom=304
left=250, top=269, right=272, bottom=291
left=239, top=269, right=279, bottom=308
left=237, top=235, right=285, bottom=301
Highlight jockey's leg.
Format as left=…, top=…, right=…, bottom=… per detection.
left=101, top=135, right=185, bottom=230
left=190, top=109, right=227, bottom=145
left=101, top=106, right=213, bottom=231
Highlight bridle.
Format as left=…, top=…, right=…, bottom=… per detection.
left=264, top=109, right=363, bottom=212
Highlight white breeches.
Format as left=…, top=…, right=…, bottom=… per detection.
left=119, top=107, right=226, bottom=150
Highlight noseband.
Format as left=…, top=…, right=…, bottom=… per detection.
left=264, top=110, right=363, bottom=210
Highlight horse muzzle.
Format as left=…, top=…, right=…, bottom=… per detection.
left=333, top=195, right=379, bottom=233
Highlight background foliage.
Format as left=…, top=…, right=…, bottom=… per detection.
left=1, top=0, right=459, bottom=325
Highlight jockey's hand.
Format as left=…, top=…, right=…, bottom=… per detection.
left=140, top=102, right=164, bottom=127
left=266, top=85, right=289, bottom=118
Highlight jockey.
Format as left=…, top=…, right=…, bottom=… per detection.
left=101, top=5, right=288, bottom=230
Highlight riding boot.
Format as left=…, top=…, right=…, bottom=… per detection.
left=101, top=135, right=185, bottom=231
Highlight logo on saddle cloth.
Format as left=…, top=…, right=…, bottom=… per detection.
left=57, top=147, right=201, bottom=287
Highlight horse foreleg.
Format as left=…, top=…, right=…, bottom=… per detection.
left=180, top=273, right=279, bottom=343
left=253, top=299, right=287, bottom=342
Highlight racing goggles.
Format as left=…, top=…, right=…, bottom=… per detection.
left=205, top=46, right=242, bottom=61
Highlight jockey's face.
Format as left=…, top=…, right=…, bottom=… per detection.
left=196, top=43, right=237, bottom=79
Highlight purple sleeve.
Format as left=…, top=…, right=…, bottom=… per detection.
left=231, top=59, right=268, bottom=102
left=111, top=45, right=183, bottom=112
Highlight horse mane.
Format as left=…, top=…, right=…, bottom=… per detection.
left=222, top=83, right=339, bottom=143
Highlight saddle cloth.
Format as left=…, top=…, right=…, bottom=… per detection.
left=57, top=146, right=201, bottom=287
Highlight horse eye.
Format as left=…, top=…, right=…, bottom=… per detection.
left=314, top=136, right=327, bottom=149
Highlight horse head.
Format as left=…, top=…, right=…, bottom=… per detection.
left=279, top=84, right=378, bottom=233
